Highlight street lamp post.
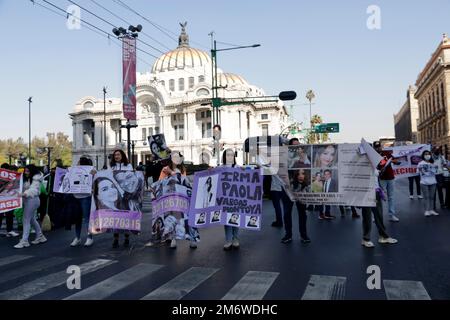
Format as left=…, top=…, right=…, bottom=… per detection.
left=305, top=90, right=315, bottom=130
left=28, top=97, right=32, bottom=164
left=103, top=86, right=107, bottom=169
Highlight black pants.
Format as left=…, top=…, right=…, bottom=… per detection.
left=281, top=190, right=308, bottom=239
left=114, top=233, right=129, bottom=240
left=0, top=210, right=14, bottom=233
left=434, top=174, right=445, bottom=208
left=361, top=202, right=389, bottom=241
left=270, top=191, right=283, bottom=224
left=408, top=175, right=421, bottom=196
left=339, top=206, right=357, bottom=215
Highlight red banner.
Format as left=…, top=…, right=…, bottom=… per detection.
left=0, top=169, right=23, bottom=213
left=122, top=36, right=137, bottom=121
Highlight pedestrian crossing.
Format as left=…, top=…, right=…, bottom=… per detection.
left=0, top=253, right=436, bottom=300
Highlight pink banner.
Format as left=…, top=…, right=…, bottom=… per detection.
left=122, top=36, right=137, bottom=121
left=89, top=209, right=141, bottom=234
left=0, top=169, right=22, bottom=213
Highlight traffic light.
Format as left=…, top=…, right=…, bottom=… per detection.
left=314, top=123, right=340, bottom=133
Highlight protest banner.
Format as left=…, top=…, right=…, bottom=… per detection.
left=88, top=169, right=144, bottom=233
left=53, top=166, right=93, bottom=194
left=149, top=174, right=192, bottom=242
left=286, top=144, right=376, bottom=206
left=383, top=144, right=431, bottom=178
left=148, top=134, right=170, bottom=160
left=189, top=167, right=263, bottom=230
left=0, top=169, right=23, bottom=213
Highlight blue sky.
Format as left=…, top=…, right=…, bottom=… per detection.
left=2, top=0, right=450, bottom=143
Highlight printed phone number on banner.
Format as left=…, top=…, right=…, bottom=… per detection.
left=91, top=217, right=141, bottom=231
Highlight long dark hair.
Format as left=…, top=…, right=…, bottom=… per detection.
left=23, top=164, right=40, bottom=183
left=110, top=149, right=129, bottom=168
left=93, top=177, right=121, bottom=210
left=79, top=156, right=93, bottom=166
left=222, top=149, right=236, bottom=166
left=422, top=150, right=434, bottom=163
left=293, top=169, right=310, bottom=191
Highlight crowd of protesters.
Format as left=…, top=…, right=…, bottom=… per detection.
left=1, top=139, right=447, bottom=251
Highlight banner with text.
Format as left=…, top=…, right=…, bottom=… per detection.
left=88, top=169, right=144, bottom=234
left=188, top=167, right=263, bottom=230
left=122, top=36, right=137, bottom=121
left=286, top=144, right=376, bottom=206
left=0, top=169, right=23, bottom=213
left=383, top=144, right=431, bottom=178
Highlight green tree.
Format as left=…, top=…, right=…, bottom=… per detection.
left=307, top=115, right=330, bottom=144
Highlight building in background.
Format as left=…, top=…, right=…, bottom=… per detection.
left=394, top=85, right=419, bottom=143
left=70, top=24, right=290, bottom=167
left=415, top=33, right=450, bottom=154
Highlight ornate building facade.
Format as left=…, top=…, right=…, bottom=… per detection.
left=70, top=25, right=290, bottom=167
left=394, top=85, right=419, bottom=143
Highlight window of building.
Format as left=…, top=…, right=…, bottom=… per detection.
left=196, top=88, right=210, bottom=96
left=441, top=82, right=446, bottom=109
left=142, top=128, right=147, bottom=140
left=83, top=101, right=94, bottom=109
left=202, top=122, right=212, bottom=138
left=189, top=77, right=194, bottom=89
left=174, top=124, right=184, bottom=140
left=148, top=127, right=154, bottom=136
left=161, top=80, right=165, bottom=87
left=155, top=127, right=160, bottom=134
left=199, top=75, right=205, bottom=83
left=169, top=79, right=175, bottom=91
left=262, top=124, right=269, bottom=136
left=179, top=78, right=185, bottom=91
left=261, top=114, right=268, bottom=120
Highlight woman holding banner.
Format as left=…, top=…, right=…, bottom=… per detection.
left=159, top=151, right=198, bottom=249
left=110, top=149, right=133, bottom=248
left=222, top=149, right=241, bottom=251
left=14, top=165, right=47, bottom=249
left=71, top=157, right=94, bottom=247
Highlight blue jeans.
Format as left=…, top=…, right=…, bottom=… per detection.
left=224, top=226, right=239, bottom=242
left=379, top=179, right=396, bottom=216
left=75, top=197, right=92, bottom=239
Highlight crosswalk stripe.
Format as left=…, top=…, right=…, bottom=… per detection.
left=65, top=263, right=163, bottom=300
left=0, top=258, right=116, bottom=300
left=221, top=271, right=279, bottom=300
left=0, top=257, right=71, bottom=285
left=0, top=255, right=33, bottom=267
left=301, top=275, right=347, bottom=300
left=141, top=267, right=219, bottom=300
left=383, top=280, right=431, bottom=300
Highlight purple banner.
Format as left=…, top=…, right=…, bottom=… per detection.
left=188, top=167, right=263, bottom=230
left=152, top=194, right=190, bottom=217
left=88, top=209, right=141, bottom=234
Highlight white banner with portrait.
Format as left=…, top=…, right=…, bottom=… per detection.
left=285, top=144, right=376, bottom=206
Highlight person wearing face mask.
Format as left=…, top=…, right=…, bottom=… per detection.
left=418, top=150, right=439, bottom=217
left=432, top=146, right=447, bottom=209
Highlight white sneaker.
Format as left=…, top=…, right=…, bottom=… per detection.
left=378, top=237, right=398, bottom=244
left=84, top=237, right=94, bottom=247
left=6, top=231, right=20, bottom=237
left=70, top=238, right=81, bottom=247
left=144, top=241, right=154, bottom=247
left=418, top=195, right=423, bottom=199
left=31, top=235, right=47, bottom=245
left=170, top=239, right=177, bottom=249
left=361, top=240, right=375, bottom=248
left=409, top=195, right=414, bottom=199
left=223, top=242, right=232, bottom=250
left=232, top=239, right=240, bottom=248
left=389, top=216, right=400, bottom=222
left=430, top=210, right=440, bottom=216
left=424, top=211, right=431, bottom=217
left=14, top=240, right=30, bottom=249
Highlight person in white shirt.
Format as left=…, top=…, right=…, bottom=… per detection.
left=432, top=146, right=447, bottom=209
left=418, top=150, right=439, bottom=217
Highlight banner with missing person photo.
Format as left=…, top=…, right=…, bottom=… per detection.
left=285, top=144, right=376, bottom=206
left=88, top=169, right=144, bottom=234
left=53, top=166, right=93, bottom=194
left=382, top=144, right=431, bottom=179
left=149, top=174, right=192, bottom=243
left=188, top=167, right=263, bottom=230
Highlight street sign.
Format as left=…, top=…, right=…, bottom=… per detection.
left=314, top=123, right=340, bottom=133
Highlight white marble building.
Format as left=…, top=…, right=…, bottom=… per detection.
left=70, top=25, right=290, bottom=167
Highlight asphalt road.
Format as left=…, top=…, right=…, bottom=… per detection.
left=0, top=178, right=449, bottom=300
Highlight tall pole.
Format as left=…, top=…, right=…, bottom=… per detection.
left=28, top=97, right=32, bottom=164
left=103, top=86, right=107, bottom=169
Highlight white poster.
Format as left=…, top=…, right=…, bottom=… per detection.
left=54, top=166, right=94, bottom=194
left=383, top=144, right=431, bottom=178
